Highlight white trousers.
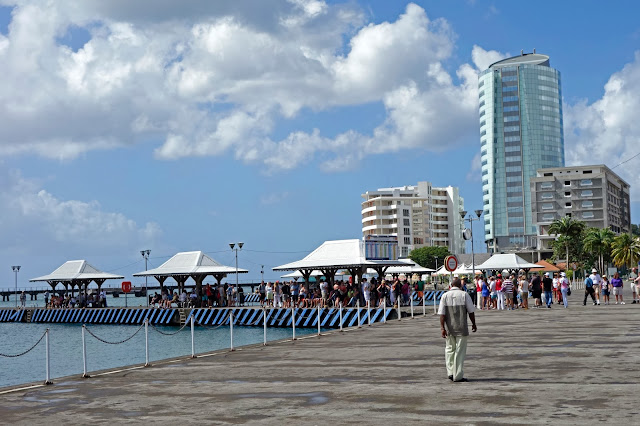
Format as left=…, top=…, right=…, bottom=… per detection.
left=497, top=292, right=505, bottom=310
left=445, top=334, right=468, bottom=381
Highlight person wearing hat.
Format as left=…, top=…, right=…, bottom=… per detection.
left=530, top=272, right=542, bottom=308
left=559, top=272, right=570, bottom=308
left=495, top=273, right=504, bottom=310
left=438, top=278, right=477, bottom=382
left=589, top=269, right=603, bottom=305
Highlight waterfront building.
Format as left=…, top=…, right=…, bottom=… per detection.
left=478, top=51, right=565, bottom=253
left=361, top=182, right=465, bottom=258
left=531, top=164, right=631, bottom=260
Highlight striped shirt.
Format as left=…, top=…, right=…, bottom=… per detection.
left=501, top=279, right=514, bottom=293
left=437, top=287, right=475, bottom=337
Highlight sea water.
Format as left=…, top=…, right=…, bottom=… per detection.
left=0, top=318, right=316, bottom=388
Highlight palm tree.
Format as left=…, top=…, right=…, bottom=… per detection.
left=611, top=233, right=640, bottom=268
left=548, top=217, right=586, bottom=273
left=583, top=227, right=615, bottom=273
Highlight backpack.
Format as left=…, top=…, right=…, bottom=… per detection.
left=584, top=277, right=593, bottom=288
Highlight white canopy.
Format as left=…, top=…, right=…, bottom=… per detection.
left=133, top=251, right=248, bottom=277
left=476, top=254, right=539, bottom=271
left=273, top=239, right=405, bottom=271
left=30, top=260, right=124, bottom=289
left=367, top=258, right=435, bottom=275
left=280, top=270, right=324, bottom=279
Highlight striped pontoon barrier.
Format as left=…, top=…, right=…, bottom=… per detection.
left=0, top=309, right=25, bottom=322
left=30, top=308, right=176, bottom=325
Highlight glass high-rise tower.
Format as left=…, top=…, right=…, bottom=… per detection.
left=478, top=52, right=564, bottom=253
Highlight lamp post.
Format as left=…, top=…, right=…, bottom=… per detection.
left=141, top=250, right=151, bottom=306
left=229, top=243, right=244, bottom=290
left=434, top=256, right=439, bottom=287
left=261, top=265, right=264, bottom=282
left=461, top=210, right=483, bottom=308
left=12, top=266, right=20, bottom=308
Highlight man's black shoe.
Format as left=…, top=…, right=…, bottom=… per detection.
left=448, top=375, right=453, bottom=381
left=454, top=378, right=468, bottom=383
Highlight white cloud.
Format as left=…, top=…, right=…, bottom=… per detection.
left=0, top=170, right=162, bottom=256
left=564, top=51, right=640, bottom=199
left=466, top=152, right=482, bottom=182
left=0, top=1, right=486, bottom=171
left=471, top=45, right=508, bottom=71
left=260, top=191, right=290, bottom=205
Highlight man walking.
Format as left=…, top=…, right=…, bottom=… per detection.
left=542, top=272, right=553, bottom=308
left=438, top=278, right=477, bottom=383
left=590, top=269, right=602, bottom=305
left=583, top=274, right=597, bottom=306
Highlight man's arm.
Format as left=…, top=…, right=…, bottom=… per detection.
left=439, top=315, right=447, bottom=338
left=469, top=312, right=477, bottom=332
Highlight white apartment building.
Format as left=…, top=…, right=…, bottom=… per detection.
left=531, top=164, right=631, bottom=260
left=361, top=182, right=465, bottom=258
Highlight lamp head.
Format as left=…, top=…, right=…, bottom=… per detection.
left=12, top=265, right=21, bottom=272
left=229, top=243, right=235, bottom=250
left=460, top=210, right=467, bottom=219
left=238, top=242, right=244, bottom=249
left=475, top=209, right=483, bottom=218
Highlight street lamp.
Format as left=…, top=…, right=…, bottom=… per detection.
left=461, top=210, right=483, bottom=308
left=229, top=243, right=244, bottom=290
left=434, top=256, right=439, bottom=288
left=141, top=250, right=151, bottom=306
left=12, top=266, right=21, bottom=308
left=261, top=265, right=264, bottom=282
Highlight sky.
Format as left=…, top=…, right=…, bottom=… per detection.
left=2, top=0, right=640, bottom=289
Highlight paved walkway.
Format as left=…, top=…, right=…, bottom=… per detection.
left=1, top=293, right=639, bottom=425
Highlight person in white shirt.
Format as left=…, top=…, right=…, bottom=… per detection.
left=362, top=279, right=371, bottom=307
left=438, top=278, right=477, bottom=382
left=589, top=269, right=602, bottom=305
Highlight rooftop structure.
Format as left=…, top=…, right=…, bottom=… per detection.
left=30, top=260, right=124, bottom=292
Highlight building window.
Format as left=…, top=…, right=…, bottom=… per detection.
left=580, top=179, right=592, bottom=186
left=403, top=209, right=409, bottom=217
left=581, top=190, right=593, bottom=197
left=403, top=218, right=410, bottom=226
left=540, top=182, right=553, bottom=190
left=541, top=193, right=554, bottom=200
left=582, top=212, right=595, bottom=219
left=404, top=228, right=410, bottom=235
left=564, top=180, right=571, bottom=186
left=582, top=201, right=594, bottom=208
left=542, top=214, right=555, bottom=221
left=541, top=203, right=554, bottom=210
left=564, top=192, right=571, bottom=197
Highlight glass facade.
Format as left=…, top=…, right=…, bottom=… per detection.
left=478, top=53, right=564, bottom=253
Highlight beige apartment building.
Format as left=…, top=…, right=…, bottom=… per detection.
left=531, top=164, right=631, bottom=260
left=361, top=182, right=465, bottom=258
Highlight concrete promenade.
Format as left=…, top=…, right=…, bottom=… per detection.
left=1, top=293, right=639, bottom=425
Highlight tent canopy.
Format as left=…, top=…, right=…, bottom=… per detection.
left=476, top=254, right=539, bottom=271
left=369, top=258, right=435, bottom=275
left=133, top=251, right=247, bottom=277
left=273, top=239, right=405, bottom=271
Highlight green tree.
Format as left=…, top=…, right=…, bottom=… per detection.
left=611, top=233, right=640, bottom=268
left=582, top=227, right=615, bottom=273
left=409, top=246, right=450, bottom=270
left=631, top=224, right=640, bottom=237
left=548, top=217, right=586, bottom=272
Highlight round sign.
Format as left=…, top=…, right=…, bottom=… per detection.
left=121, top=281, right=132, bottom=293
left=444, top=255, right=458, bottom=272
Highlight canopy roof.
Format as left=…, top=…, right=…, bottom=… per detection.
left=133, top=251, right=248, bottom=277
left=273, top=239, right=405, bottom=271
left=530, top=259, right=561, bottom=272
left=280, top=270, right=325, bottom=279
left=476, top=254, right=539, bottom=271
left=30, top=260, right=124, bottom=283
left=368, top=258, right=435, bottom=275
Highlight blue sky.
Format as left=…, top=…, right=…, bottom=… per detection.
left=1, top=0, right=640, bottom=289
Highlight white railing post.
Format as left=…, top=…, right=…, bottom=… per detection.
left=292, top=307, right=296, bottom=341
left=339, top=302, right=343, bottom=332
left=190, top=315, right=195, bottom=359
left=367, top=300, right=371, bottom=326
left=422, top=292, right=426, bottom=316
left=82, top=325, right=89, bottom=378
left=434, top=291, right=438, bottom=315
left=145, top=318, right=150, bottom=366
left=45, top=328, right=52, bottom=385
left=263, top=307, right=267, bottom=346
left=383, top=300, right=386, bottom=323
left=410, top=292, right=414, bottom=318
left=397, top=297, right=401, bottom=321
left=357, top=300, right=361, bottom=328
left=230, top=310, right=234, bottom=351
left=317, top=305, right=321, bottom=336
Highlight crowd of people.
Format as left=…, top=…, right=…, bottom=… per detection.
left=464, top=266, right=640, bottom=310
left=42, top=290, right=109, bottom=309
left=149, top=282, right=246, bottom=308
left=254, top=277, right=418, bottom=309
